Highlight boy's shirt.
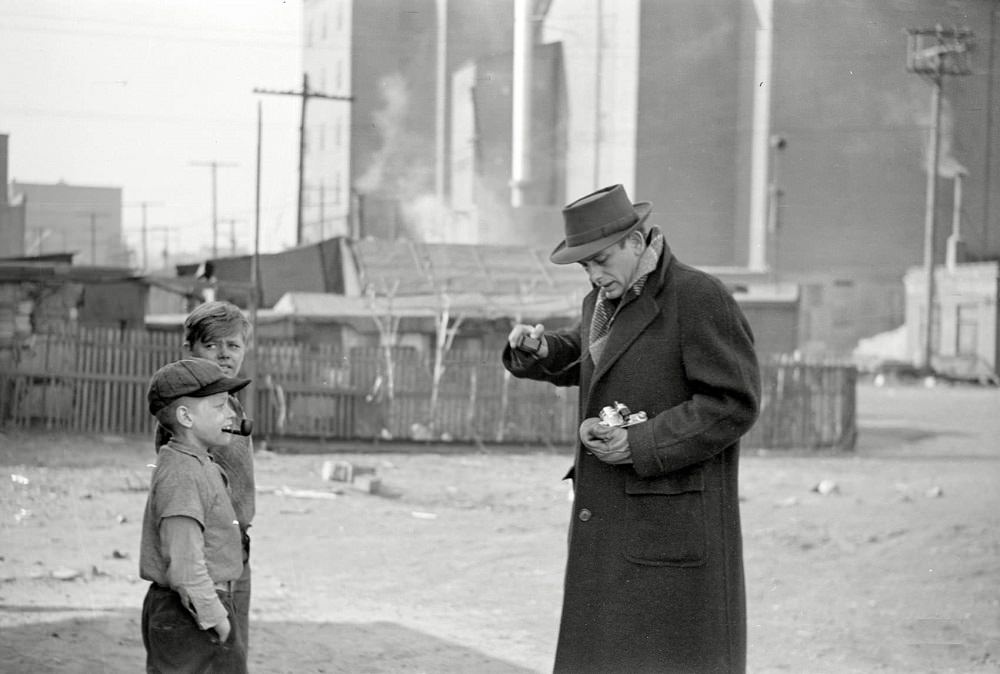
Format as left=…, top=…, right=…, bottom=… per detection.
left=154, top=394, right=255, bottom=528
left=140, top=438, right=243, bottom=629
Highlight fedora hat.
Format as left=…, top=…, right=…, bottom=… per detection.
left=549, top=184, right=652, bottom=264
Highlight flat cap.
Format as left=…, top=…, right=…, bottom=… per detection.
left=148, top=358, right=250, bottom=416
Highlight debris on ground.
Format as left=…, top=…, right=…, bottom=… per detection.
left=320, top=460, right=384, bottom=495
left=811, top=480, right=839, bottom=496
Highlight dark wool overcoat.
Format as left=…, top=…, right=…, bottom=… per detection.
left=503, top=243, right=760, bottom=674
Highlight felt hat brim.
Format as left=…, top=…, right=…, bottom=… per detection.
left=549, top=202, right=652, bottom=265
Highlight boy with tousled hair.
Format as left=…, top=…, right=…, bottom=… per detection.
left=154, top=300, right=257, bottom=664
left=140, top=358, right=251, bottom=672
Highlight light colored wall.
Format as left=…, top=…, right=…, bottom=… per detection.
left=544, top=0, right=639, bottom=202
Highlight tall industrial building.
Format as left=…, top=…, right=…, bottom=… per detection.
left=301, top=0, right=999, bottom=354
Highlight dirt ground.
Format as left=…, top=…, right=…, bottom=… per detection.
left=1, top=381, right=998, bottom=674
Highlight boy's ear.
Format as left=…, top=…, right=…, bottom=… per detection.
left=181, top=342, right=193, bottom=357
left=175, top=404, right=195, bottom=429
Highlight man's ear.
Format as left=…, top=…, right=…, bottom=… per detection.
left=175, top=404, right=195, bottom=429
left=627, top=230, right=645, bottom=255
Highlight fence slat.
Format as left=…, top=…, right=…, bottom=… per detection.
left=0, top=328, right=857, bottom=450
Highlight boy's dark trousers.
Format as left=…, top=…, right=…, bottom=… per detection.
left=142, top=583, right=247, bottom=673
left=232, top=529, right=251, bottom=656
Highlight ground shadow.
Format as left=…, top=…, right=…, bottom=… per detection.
left=0, top=605, right=538, bottom=673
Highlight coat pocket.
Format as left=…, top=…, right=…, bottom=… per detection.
left=623, top=468, right=707, bottom=567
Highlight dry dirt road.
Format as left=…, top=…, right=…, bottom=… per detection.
left=1, top=381, right=998, bottom=673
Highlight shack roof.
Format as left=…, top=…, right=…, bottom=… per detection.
left=351, top=238, right=588, bottom=301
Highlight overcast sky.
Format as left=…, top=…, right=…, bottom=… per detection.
left=0, top=0, right=304, bottom=263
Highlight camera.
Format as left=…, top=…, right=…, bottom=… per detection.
left=515, top=334, right=542, bottom=355
left=599, top=402, right=647, bottom=428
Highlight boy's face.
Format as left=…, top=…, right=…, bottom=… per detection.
left=179, top=392, right=236, bottom=449
left=184, top=329, right=247, bottom=377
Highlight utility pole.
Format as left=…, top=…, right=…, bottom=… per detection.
left=906, top=25, right=973, bottom=372
left=254, top=73, right=352, bottom=246
left=319, top=184, right=325, bottom=240
left=76, top=210, right=108, bottom=266
left=125, top=201, right=163, bottom=271
left=190, top=160, right=237, bottom=258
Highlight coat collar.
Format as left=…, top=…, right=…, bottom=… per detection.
left=586, top=240, right=674, bottom=389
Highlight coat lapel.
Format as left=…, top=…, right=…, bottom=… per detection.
left=587, top=245, right=673, bottom=395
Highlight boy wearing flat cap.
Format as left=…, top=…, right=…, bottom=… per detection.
left=140, top=359, right=251, bottom=673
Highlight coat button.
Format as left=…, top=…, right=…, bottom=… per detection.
left=578, top=508, right=592, bottom=522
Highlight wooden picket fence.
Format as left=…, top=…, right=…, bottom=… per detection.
left=0, top=326, right=856, bottom=450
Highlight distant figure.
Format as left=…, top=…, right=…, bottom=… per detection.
left=189, top=261, right=218, bottom=310
left=154, top=300, right=256, bottom=664
left=140, top=358, right=251, bottom=672
left=503, top=184, right=761, bottom=673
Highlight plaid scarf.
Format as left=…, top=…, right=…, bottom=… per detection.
left=588, top=227, right=664, bottom=367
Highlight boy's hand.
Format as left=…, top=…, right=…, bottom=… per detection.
left=213, top=616, right=231, bottom=643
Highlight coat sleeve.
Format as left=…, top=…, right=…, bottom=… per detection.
left=501, top=321, right=583, bottom=388
left=628, top=274, right=761, bottom=477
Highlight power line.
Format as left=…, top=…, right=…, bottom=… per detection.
left=254, top=73, right=353, bottom=246
left=124, top=201, right=164, bottom=272
left=1, top=16, right=299, bottom=49
left=189, top=161, right=238, bottom=258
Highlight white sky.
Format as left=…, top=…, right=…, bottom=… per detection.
left=0, top=0, right=304, bottom=263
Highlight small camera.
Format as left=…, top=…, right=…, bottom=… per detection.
left=515, top=334, right=542, bottom=355
left=599, top=402, right=647, bottom=428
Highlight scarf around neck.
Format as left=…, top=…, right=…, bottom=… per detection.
left=588, top=227, right=664, bottom=367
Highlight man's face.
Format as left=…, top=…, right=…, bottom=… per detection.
left=185, top=329, right=247, bottom=377
left=578, top=234, right=642, bottom=300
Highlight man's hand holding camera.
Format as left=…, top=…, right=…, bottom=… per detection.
left=507, top=323, right=549, bottom=358
left=579, top=417, right=632, bottom=465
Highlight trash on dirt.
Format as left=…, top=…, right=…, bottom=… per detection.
left=776, top=496, right=799, bottom=507
left=265, top=485, right=341, bottom=500
left=811, top=480, right=839, bottom=496
left=410, top=511, right=438, bottom=520
left=111, top=549, right=129, bottom=560
left=925, top=485, right=944, bottom=498
left=116, top=514, right=128, bottom=524
left=51, top=567, right=83, bottom=581
left=321, top=460, right=384, bottom=495
left=91, top=565, right=109, bottom=577
left=10, top=473, right=29, bottom=485
left=14, top=508, right=31, bottom=523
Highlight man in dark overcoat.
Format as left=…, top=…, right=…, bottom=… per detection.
left=503, top=184, right=761, bottom=673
